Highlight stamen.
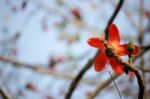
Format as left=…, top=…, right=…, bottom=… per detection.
left=98, top=35, right=108, bottom=47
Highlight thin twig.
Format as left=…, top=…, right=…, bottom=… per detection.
left=134, top=45, right=150, bottom=61
left=137, top=67, right=150, bottom=73
left=108, top=71, right=123, bottom=99
left=140, top=45, right=150, bottom=50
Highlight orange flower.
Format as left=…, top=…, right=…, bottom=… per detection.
left=87, top=24, right=140, bottom=73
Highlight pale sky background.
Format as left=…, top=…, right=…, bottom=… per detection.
left=0, top=0, right=150, bottom=99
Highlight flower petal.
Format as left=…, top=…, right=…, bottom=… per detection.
left=109, top=57, right=124, bottom=74
left=108, top=24, right=121, bottom=48
left=116, top=44, right=128, bottom=56
left=94, top=52, right=108, bottom=72
left=132, top=45, right=140, bottom=55
left=116, top=44, right=140, bottom=56
left=87, top=37, right=105, bottom=50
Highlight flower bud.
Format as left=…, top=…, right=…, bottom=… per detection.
left=127, top=40, right=135, bottom=53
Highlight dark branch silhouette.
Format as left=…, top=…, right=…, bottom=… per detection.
left=0, top=88, right=9, bottom=99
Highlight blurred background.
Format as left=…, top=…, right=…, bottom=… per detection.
left=0, top=0, right=150, bottom=99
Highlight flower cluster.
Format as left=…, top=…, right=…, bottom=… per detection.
left=87, top=24, right=140, bottom=73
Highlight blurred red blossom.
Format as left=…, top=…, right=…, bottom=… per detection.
left=144, top=10, right=150, bottom=19
left=11, top=5, right=17, bottom=12
left=71, top=7, right=81, bottom=20
left=48, top=55, right=65, bottom=69
left=25, top=82, right=37, bottom=91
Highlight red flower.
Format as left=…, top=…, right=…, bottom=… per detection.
left=87, top=24, right=140, bottom=73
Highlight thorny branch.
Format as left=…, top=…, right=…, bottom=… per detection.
left=65, top=0, right=124, bottom=99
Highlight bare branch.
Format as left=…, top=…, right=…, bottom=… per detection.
left=105, top=0, right=124, bottom=40
left=0, top=88, right=9, bottom=99
left=0, top=56, right=96, bottom=84
left=140, top=45, right=150, bottom=50
left=137, top=67, right=150, bottom=73
left=138, top=1, right=146, bottom=98
left=134, top=45, right=150, bottom=61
